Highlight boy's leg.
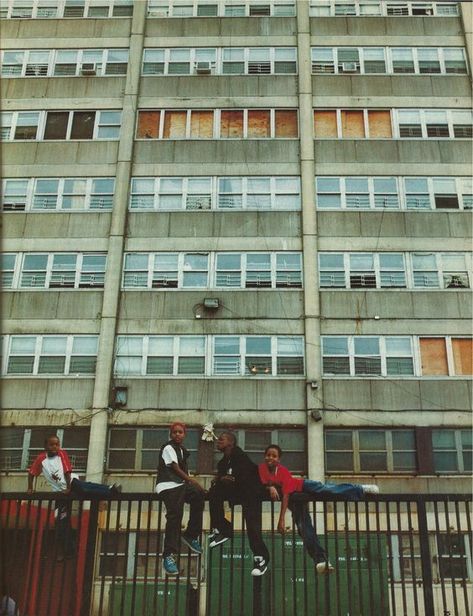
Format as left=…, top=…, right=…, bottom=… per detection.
left=55, top=500, right=74, bottom=559
left=241, top=498, right=269, bottom=562
left=302, top=479, right=363, bottom=501
left=70, top=478, right=112, bottom=497
left=183, top=483, right=205, bottom=539
left=208, top=482, right=233, bottom=537
left=289, top=500, right=327, bottom=564
left=161, top=486, right=186, bottom=556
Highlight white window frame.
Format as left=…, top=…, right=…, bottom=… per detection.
left=2, top=334, right=99, bottom=376
left=308, top=1, right=459, bottom=17
left=311, top=47, right=467, bottom=76
left=114, top=334, right=305, bottom=378
left=394, top=109, right=472, bottom=139
left=4, top=252, right=107, bottom=289
left=431, top=428, right=473, bottom=474
left=1, top=0, right=133, bottom=19
left=147, top=0, right=296, bottom=18
left=122, top=251, right=302, bottom=290
left=315, top=176, right=472, bottom=211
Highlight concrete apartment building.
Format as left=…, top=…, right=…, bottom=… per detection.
left=1, top=0, right=472, bottom=507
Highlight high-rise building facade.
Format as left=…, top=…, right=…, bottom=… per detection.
left=1, top=0, right=472, bottom=503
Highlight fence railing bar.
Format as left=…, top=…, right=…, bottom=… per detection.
left=417, top=498, right=435, bottom=616
left=141, top=498, right=153, bottom=616
left=433, top=499, right=448, bottom=615
left=444, top=499, right=460, bottom=616
left=365, top=501, right=375, bottom=616
left=81, top=499, right=100, bottom=616
left=333, top=500, right=342, bottom=616
left=455, top=499, right=470, bottom=616
left=396, top=501, right=409, bottom=616
left=406, top=500, right=420, bottom=615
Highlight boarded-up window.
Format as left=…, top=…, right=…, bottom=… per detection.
left=70, top=111, right=95, bottom=139
left=341, top=110, right=365, bottom=138
left=452, top=338, right=473, bottom=375
left=163, top=111, right=187, bottom=138
left=220, top=110, right=244, bottom=138
left=248, top=110, right=271, bottom=138
left=314, top=111, right=337, bottom=138
left=190, top=110, right=213, bottom=138
left=137, top=111, right=160, bottom=139
left=275, top=110, right=298, bottom=138
left=368, top=110, right=392, bottom=138
left=44, top=112, right=69, bottom=140
left=420, top=338, right=448, bottom=375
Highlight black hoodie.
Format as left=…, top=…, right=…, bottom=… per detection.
left=216, top=446, right=264, bottom=498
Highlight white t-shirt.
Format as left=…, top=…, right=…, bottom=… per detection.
left=156, top=444, right=184, bottom=495
left=40, top=455, right=78, bottom=492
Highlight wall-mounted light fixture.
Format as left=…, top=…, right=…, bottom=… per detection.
left=111, top=386, right=128, bottom=408
left=203, top=298, right=220, bottom=309
left=310, top=410, right=322, bottom=422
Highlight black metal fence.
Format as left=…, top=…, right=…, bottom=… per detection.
left=1, top=493, right=471, bottom=616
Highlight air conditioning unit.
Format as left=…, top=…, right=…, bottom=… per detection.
left=81, top=63, right=97, bottom=76
left=195, top=61, right=212, bottom=75
left=341, top=62, right=358, bottom=72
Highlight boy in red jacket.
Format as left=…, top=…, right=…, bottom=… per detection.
left=28, top=434, right=121, bottom=559
left=258, top=444, right=379, bottom=574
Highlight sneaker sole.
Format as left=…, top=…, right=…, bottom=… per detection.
left=164, top=569, right=179, bottom=576
left=181, top=536, right=203, bottom=554
left=251, top=566, right=268, bottom=577
left=209, top=536, right=230, bottom=548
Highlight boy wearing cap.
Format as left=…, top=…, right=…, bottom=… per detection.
left=156, top=422, right=205, bottom=576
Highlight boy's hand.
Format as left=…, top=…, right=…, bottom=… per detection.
left=62, top=488, right=71, bottom=495
left=277, top=521, right=286, bottom=534
left=188, top=478, right=205, bottom=492
left=220, top=475, right=235, bottom=483
left=268, top=486, right=280, bottom=501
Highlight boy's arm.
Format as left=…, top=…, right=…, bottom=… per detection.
left=63, top=471, right=72, bottom=493
left=27, top=452, right=45, bottom=493
left=277, top=494, right=289, bottom=533
left=27, top=473, right=35, bottom=493
left=169, top=462, right=205, bottom=491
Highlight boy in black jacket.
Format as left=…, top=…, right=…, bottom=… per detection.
left=208, top=431, right=269, bottom=576
left=156, top=422, right=205, bottom=576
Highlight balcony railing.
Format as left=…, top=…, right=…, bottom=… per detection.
left=0, top=492, right=471, bottom=615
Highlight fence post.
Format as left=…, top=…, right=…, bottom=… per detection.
left=417, top=498, right=435, bottom=615
left=253, top=577, right=263, bottom=616
left=80, top=499, right=100, bottom=616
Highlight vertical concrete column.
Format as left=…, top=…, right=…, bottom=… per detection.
left=297, top=1, right=325, bottom=481
left=460, top=2, right=473, bottom=69
left=86, top=1, right=146, bottom=481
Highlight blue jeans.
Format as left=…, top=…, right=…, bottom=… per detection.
left=289, top=480, right=364, bottom=564
left=71, top=477, right=112, bottom=497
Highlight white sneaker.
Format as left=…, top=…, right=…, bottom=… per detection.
left=251, top=556, right=268, bottom=576
left=361, top=484, right=379, bottom=495
left=316, top=561, right=335, bottom=574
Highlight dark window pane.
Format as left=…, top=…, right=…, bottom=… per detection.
left=360, top=452, right=387, bottom=471
left=178, top=357, right=205, bottom=374
left=109, top=429, right=136, bottom=448
left=70, top=111, right=95, bottom=139
left=141, top=450, right=159, bottom=470
left=326, top=451, right=354, bottom=472
left=44, top=112, right=69, bottom=140
left=147, top=357, right=173, bottom=374
left=63, top=428, right=89, bottom=448
left=142, top=429, right=169, bottom=449
left=107, top=450, right=135, bottom=469
left=433, top=452, right=458, bottom=472
left=434, top=195, right=459, bottom=209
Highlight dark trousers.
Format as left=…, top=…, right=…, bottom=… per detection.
left=208, top=481, right=269, bottom=562
left=161, top=483, right=205, bottom=557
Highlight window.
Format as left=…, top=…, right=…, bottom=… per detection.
left=0, top=427, right=89, bottom=471
left=129, top=176, right=300, bottom=211
left=309, top=1, right=458, bottom=16
left=1, top=0, right=133, bottom=18
left=114, top=335, right=304, bottom=377
left=395, top=109, right=472, bottom=139
left=432, top=430, right=472, bottom=473
left=325, top=429, right=417, bottom=473
left=314, top=109, right=392, bottom=139
left=107, top=427, right=199, bottom=471
left=136, top=109, right=297, bottom=139
left=419, top=337, right=472, bottom=376
left=147, top=0, right=296, bottom=17
left=1, top=177, right=114, bottom=212
left=123, top=252, right=302, bottom=289
left=142, top=47, right=296, bottom=76
left=3, top=335, right=99, bottom=376
left=3, top=252, right=106, bottom=289
left=1, top=111, right=121, bottom=141
left=1, top=49, right=129, bottom=78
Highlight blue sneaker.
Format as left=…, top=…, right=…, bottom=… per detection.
left=181, top=534, right=203, bottom=554
left=163, top=555, right=179, bottom=576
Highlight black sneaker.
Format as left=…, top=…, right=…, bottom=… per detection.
left=251, top=556, right=268, bottom=576
left=209, top=532, right=230, bottom=548
left=109, top=483, right=122, bottom=494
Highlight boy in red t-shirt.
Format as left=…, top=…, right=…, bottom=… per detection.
left=258, top=444, right=379, bottom=574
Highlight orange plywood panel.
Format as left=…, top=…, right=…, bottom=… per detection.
left=452, top=338, right=473, bottom=375
left=248, top=110, right=271, bottom=138
left=190, top=110, right=214, bottom=138
left=220, top=110, right=244, bottom=138
left=163, top=110, right=187, bottom=138
left=275, top=110, right=298, bottom=138
left=368, top=110, right=392, bottom=138
left=341, top=110, right=365, bottom=138
left=137, top=111, right=160, bottom=139
left=420, top=338, right=448, bottom=375
left=314, top=111, right=337, bottom=138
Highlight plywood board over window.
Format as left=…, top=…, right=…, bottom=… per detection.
left=190, top=110, right=214, bottom=138
left=163, top=110, right=187, bottom=138
left=452, top=338, right=473, bottom=375
left=368, top=110, right=392, bottom=138
left=137, top=111, right=160, bottom=138
left=313, top=110, right=337, bottom=137
left=248, top=110, right=270, bottom=137
left=220, top=110, right=244, bottom=138
left=420, top=337, right=448, bottom=375
left=341, top=110, right=365, bottom=138
left=275, top=110, right=298, bottom=137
